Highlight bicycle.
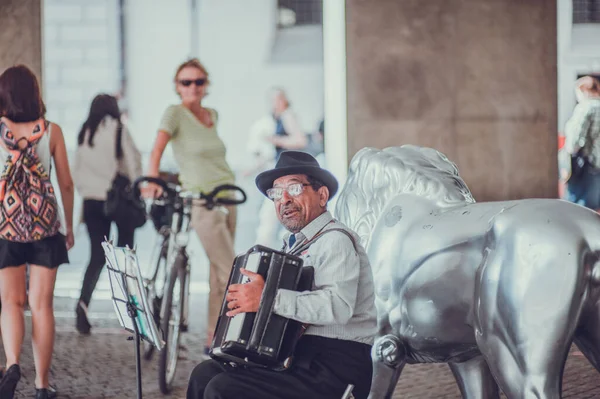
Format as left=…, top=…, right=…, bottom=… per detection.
left=132, top=176, right=247, bottom=394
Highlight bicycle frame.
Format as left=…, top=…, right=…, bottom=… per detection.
left=160, top=196, right=193, bottom=327
left=149, top=192, right=234, bottom=333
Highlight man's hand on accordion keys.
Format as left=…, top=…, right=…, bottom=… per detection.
left=225, top=268, right=265, bottom=317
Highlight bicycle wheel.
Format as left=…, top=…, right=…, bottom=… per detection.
left=143, top=236, right=169, bottom=361
left=158, top=254, right=186, bottom=394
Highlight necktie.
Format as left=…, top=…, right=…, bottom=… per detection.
left=288, top=234, right=296, bottom=249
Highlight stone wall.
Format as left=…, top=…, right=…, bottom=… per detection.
left=43, top=0, right=120, bottom=147
left=346, top=0, right=558, bottom=201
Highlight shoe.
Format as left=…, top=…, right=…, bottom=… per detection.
left=35, top=385, right=57, bottom=399
left=75, top=301, right=91, bottom=335
left=0, top=364, right=21, bottom=399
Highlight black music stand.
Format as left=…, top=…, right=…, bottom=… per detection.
left=102, top=239, right=163, bottom=399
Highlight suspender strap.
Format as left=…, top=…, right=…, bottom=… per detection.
left=290, top=227, right=358, bottom=256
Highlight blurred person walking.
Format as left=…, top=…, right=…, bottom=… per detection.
left=144, top=58, right=238, bottom=352
left=0, top=65, right=74, bottom=399
left=244, top=89, right=309, bottom=177
left=253, top=88, right=307, bottom=247
left=266, top=88, right=307, bottom=160
left=72, top=94, right=142, bottom=335
left=564, top=76, right=600, bottom=210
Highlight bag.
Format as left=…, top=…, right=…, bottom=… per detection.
left=104, top=173, right=146, bottom=229
left=103, top=122, right=146, bottom=229
left=570, top=149, right=589, bottom=182
left=149, top=201, right=174, bottom=231
left=0, top=121, right=61, bottom=242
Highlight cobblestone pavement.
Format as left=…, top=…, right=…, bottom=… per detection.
left=9, top=296, right=204, bottom=399
left=4, top=294, right=600, bottom=398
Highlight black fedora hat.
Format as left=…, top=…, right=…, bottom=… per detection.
left=255, top=151, right=338, bottom=200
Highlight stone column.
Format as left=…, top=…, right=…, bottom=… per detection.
left=346, top=0, right=557, bottom=201
left=0, top=0, right=43, bottom=82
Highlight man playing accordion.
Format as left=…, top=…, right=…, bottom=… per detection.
left=187, top=151, right=377, bottom=399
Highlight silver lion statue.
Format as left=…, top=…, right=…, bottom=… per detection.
left=335, top=145, right=600, bottom=399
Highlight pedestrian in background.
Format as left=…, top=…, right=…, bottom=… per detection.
left=0, top=65, right=74, bottom=399
left=564, top=76, right=600, bottom=210
left=72, top=94, right=142, bottom=335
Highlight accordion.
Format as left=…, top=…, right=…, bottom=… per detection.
left=209, top=245, right=314, bottom=370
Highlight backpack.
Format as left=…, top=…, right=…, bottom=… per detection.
left=102, top=121, right=147, bottom=229
left=0, top=120, right=61, bottom=242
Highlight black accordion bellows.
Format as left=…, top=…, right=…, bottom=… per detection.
left=209, top=245, right=314, bottom=370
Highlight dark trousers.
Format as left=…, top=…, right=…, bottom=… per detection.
left=79, top=199, right=134, bottom=306
left=187, top=335, right=373, bottom=399
left=567, top=167, right=600, bottom=210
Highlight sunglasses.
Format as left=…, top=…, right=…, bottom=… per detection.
left=179, top=78, right=207, bottom=87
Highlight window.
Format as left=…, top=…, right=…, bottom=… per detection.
left=573, top=0, right=600, bottom=23
left=277, top=0, right=323, bottom=28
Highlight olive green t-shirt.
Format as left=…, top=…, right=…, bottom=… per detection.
left=159, top=104, right=235, bottom=193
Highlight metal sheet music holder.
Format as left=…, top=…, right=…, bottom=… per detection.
left=102, top=239, right=164, bottom=399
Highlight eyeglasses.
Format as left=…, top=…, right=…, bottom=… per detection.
left=266, top=183, right=310, bottom=201
left=179, top=78, right=207, bottom=87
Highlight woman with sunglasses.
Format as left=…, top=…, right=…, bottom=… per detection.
left=144, top=58, right=237, bottom=353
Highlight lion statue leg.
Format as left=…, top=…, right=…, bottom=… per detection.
left=368, top=334, right=406, bottom=399
left=448, top=356, right=499, bottom=399
left=473, top=223, right=587, bottom=399
left=573, top=275, right=600, bottom=374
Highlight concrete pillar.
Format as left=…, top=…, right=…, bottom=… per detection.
left=0, top=0, right=43, bottom=82
left=345, top=0, right=558, bottom=201
left=323, top=0, right=349, bottom=185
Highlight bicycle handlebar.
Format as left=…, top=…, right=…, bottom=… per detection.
left=207, top=184, right=247, bottom=205
left=132, top=176, right=247, bottom=209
